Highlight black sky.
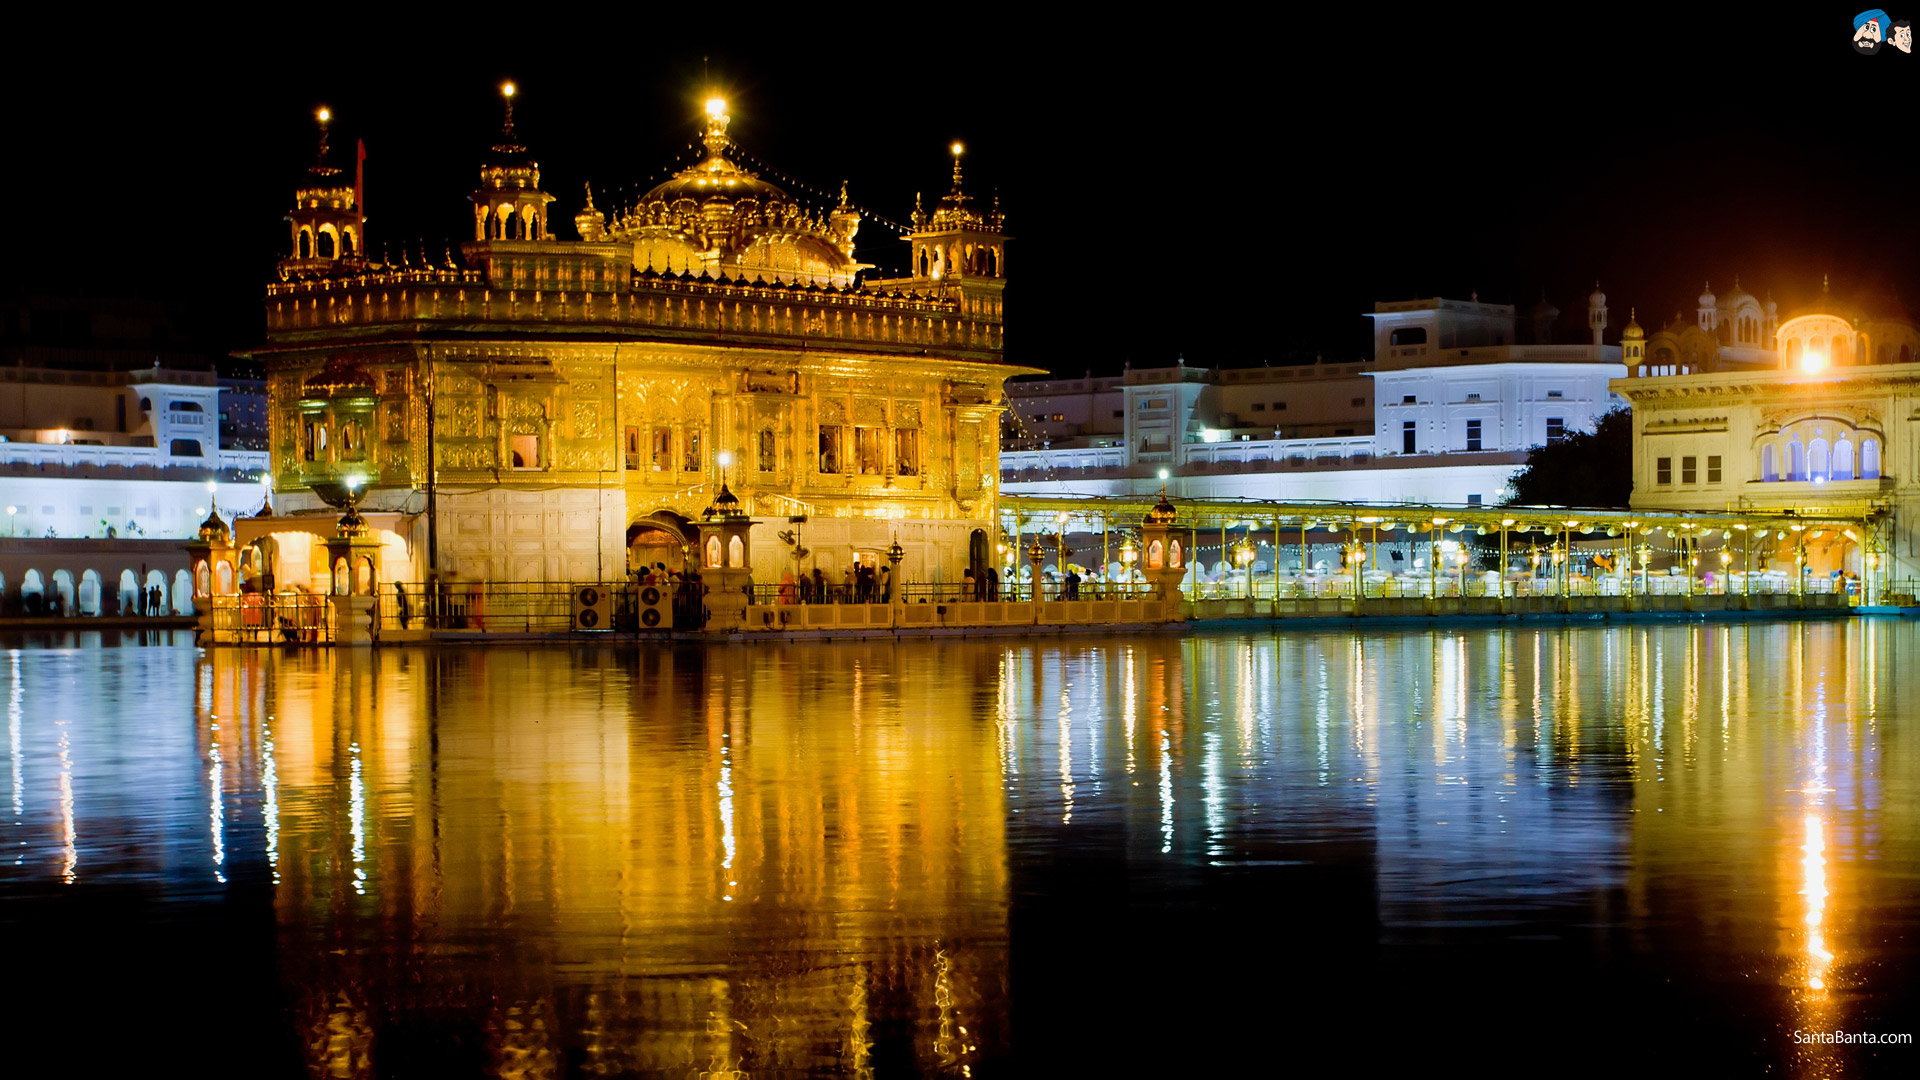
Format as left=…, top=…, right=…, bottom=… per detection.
left=7, top=10, right=1916, bottom=375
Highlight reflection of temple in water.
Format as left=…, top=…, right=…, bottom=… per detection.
left=201, top=645, right=1009, bottom=1077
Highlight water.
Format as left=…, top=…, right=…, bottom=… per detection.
left=1, top=622, right=1916, bottom=1076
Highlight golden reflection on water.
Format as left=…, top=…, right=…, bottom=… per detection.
left=5, top=620, right=1917, bottom=1074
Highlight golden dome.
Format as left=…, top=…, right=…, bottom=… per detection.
left=197, top=500, right=231, bottom=544
left=1623, top=308, right=1645, bottom=340
left=640, top=100, right=788, bottom=208
left=1145, top=492, right=1178, bottom=525
left=702, top=483, right=745, bottom=521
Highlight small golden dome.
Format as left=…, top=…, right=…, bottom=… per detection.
left=702, top=483, right=745, bottom=521
left=198, top=501, right=231, bottom=544
left=1623, top=308, right=1645, bottom=340
left=1145, top=493, right=1178, bottom=525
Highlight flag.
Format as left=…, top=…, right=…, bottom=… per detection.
left=354, top=139, right=367, bottom=217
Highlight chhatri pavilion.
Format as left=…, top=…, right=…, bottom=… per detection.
left=239, top=87, right=1029, bottom=594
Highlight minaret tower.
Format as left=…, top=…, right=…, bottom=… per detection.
left=907, top=142, right=1007, bottom=284
left=1697, top=281, right=1718, bottom=334
left=1587, top=281, right=1608, bottom=349
left=279, top=107, right=361, bottom=278
left=1621, top=309, right=1645, bottom=370
left=470, top=82, right=554, bottom=241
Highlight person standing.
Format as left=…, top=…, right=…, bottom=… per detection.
left=878, top=563, right=892, bottom=603
left=987, top=565, right=1000, bottom=602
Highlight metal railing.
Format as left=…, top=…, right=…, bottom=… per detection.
left=1184, top=572, right=1847, bottom=601
left=208, top=593, right=333, bottom=643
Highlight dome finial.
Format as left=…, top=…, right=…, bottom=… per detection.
left=1823, top=273, right=1831, bottom=293
left=501, top=82, right=517, bottom=141
left=313, top=106, right=333, bottom=171
left=950, top=141, right=965, bottom=195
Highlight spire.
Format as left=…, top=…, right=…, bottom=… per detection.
left=499, top=82, right=518, bottom=147
left=950, top=141, right=965, bottom=195
left=313, top=107, right=334, bottom=172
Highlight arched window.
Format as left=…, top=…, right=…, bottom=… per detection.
left=1863, top=438, right=1881, bottom=479
left=317, top=230, right=335, bottom=259
left=1833, top=335, right=1850, bottom=364
left=1808, top=438, right=1829, bottom=481
left=172, top=569, right=193, bottom=614
left=118, top=570, right=139, bottom=615
left=705, top=535, right=723, bottom=568
left=1761, top=444, right=1777, bottom=481
left=1833, top=438, right=1855, bottom=480
left=1788, top=439, right=1806, bottom=481
left=919, top=250, right=929, bottom=277
left=331, top=557, right=349, bottom=596
left=355, top=556, right=373, bottom=595
left=78, top=570, right=101, bottom=616
left=297, top=229, right=312, bottom=259
left=215, top=561, right=233, bottom=595
left=20, top=569, right=43, bottom=615
left=194, top=560, right=210, bottom=597
left=728, top=535, right=744, bottom=567
left=1809, top=337, right=1826, bottom=364
left=341, top=227, right=356, bottom=256
left=1147, top=539, right=1164, bottom=570
left=1169, top=539, right=1184, bottom=569
left=1787, top=339, right=1802, bottom=364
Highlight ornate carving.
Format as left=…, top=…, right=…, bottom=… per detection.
left=571, top=401, right=601, bottom=439
left=819, top=399, right=845, bottom=424
left=557, top=444, right=612, bottom=471
left=438, top=442, right=494, bottom=470
left=384, top=402, right=408, bottom=442
left=896, top=402, right=922, bottom=427
left=854, top=399, right=886, bottom=425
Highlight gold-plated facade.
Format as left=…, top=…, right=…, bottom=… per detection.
left=250, top=93, right=1035, bottom=588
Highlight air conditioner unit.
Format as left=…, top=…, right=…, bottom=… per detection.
left=570, top=584, right=610, bottom=631
left=636, top=583, right=671, bottom=630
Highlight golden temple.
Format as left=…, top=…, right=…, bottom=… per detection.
left=244, top=86, right=1033, bottom=595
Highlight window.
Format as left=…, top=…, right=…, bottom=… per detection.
left=683, top=430, right=701, bottom=471
left=624, top=426, right=640, bottom=469
left=895, top=428, right=920, bottom=476
left=1350, top=397, right=1366, bottom=407
left=1707, top=455, right=1722, bottom=484
left=1112, top=410, right=1124, bottom=419
left=651, top=427, right=671, bottom=471
left=819, top=425, right=843, bottom=473
left=1402, top=421, right=1417, bottom=454
left=1049, top=413, right=1065, bottom=422
left=1682, top=456, right=1697, bottom=484
left=167, top=400, right=204, bottom=412
left=1656, top=456, right=1672, bottom=485
left=1273, top=402, right=1287, bottom=411
left=1466, top=393, right=1481, bottom=402
left=1251, top=403, right=1266, bottom=412
left=1465, top=419, right=1482, bottom=452
left=1466, top=494, right=1483, bottom=507
left=1546, top=390, right=1563, bottom=399
left=855, top=426, right=883, bottom=474
left=1390, top=327, right=1427, bottom=346
left=510, top=434, right=540, bottom=469
left=1546, top=417, right=1566, bottom=443
left=170, top=438, right=202, bottom=457
left=758, top=428, right=777, bottom=472
left=1143, top=397, right=1168, bottom=410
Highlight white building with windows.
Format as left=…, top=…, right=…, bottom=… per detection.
left=1003, top=294, right=1626, bottom=506
left=0, top=364, right=269, bottom=539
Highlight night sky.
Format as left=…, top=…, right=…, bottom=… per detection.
left=7, top=11, right=1915, bottom=375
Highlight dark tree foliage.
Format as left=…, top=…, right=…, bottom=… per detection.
left=1504, top=407, right=1634, bottom=508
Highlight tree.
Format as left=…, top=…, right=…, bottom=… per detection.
left=1504, top=407, right=1634, bottom=508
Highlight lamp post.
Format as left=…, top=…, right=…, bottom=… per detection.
left=1234, top=539, right=1255, bottom=601
left=5, top=505, right=14, bottom=538
left=1120, top=535, right=1138, bottom=593
left=1637, top=541, right=1652, bottom=597
left=1719, top=547, right=1732, bottom=596
left=1552, top=541, right=1567, bottom=599
left=1055, top=511, right=1069, bottom=579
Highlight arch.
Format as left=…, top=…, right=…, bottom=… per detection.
left=172, top=570, right=193, bottom=614
left=1147, top=539, right=1164, bottom=570
left=78, top=570, right=102, bottom=616
left=0, top=571, right=5, bottom=615
left=144, top=569, right=168, bottom=612
left=727, top=535, right=744, bottom=568
left=918, top=249, right=929, bottom=277
left=1169, top=539, right=1184, bottom=569
left=215, top=560, right=234, bottom=595
left=1761, top=443, right=1777, bottom=482
left=194, top=559, right=210, bottom=597
left=1863, top=438, right=1881, bottom=479
left=51, top=570, right=75, bottom=617
left=1808, top=438, right=1829, bottom=482
left=1787, top=439, right=1806, bottom=481
left=297, top=228, right=312, bottom=260
left=317, top=230, right=335, bottom=259
left=21, top=569, right=44, bottom=616
left=331, top=557, right=349, bottom=596
left=1786, top=338, right=1802, bottom=364
left=705, top=535, right=722, bottom=568
left=1833, top=438, right=1855, bottom=481
left=1809, top=337, right=1826, bottom=364
left=341, top=226, right=357, bottom=256
left=118, top=569, right=138, bottom=615
left=969, top=529, right=989, bottom=581
left=355, top=556, right=373, bottom=595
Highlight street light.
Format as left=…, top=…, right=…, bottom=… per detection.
left=1234, top=539, right=1255, bottom=598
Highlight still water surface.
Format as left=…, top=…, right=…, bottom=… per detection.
left=1, top=622, right=1916, bottom=1076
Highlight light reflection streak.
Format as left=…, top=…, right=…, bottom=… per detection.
left=719, top=732, right=736, bottom=901
left=1802, top=813, right=1832, bottom=992
left=1315, top=652, right=1330, bottom=786
left=1158, top=730, right=1173, bottom=854
left=1122, top=650, right=1136, bottom=776
left=262, top=715, right=280, bottom=884
left=8, top=652, right=21, bottom=865
left=1203, top=728, right=1223, bottom=856
left=1057, top=673, right=1074, bottom=825
left=348, top=741, right=366, bottom=896
left=57, top=715, right=74, bottom=884
left=209, top=728, right=226, bottom=884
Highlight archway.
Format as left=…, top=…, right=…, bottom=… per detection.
left=119, top=570, right=139, bottom=615
left=145, top=569, right=169, bottom=615
left=969, top=529, right=988, bottom=581
left=21, top=570, right=44, bottom=616
left=173, top=570, right=194, bottom=615
left=627, top=512, right=692, bottom=578
left=51, top=570, right=75, bottom=617
left=78, top=570, right=102, bottom=616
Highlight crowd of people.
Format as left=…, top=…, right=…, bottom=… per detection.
left=776, top=563, right=891, bottom=604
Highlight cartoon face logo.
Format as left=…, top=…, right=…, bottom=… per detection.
left=1894, top=20, right=1914, bottom=52
left=1854, top=9, right=1891, bottom=53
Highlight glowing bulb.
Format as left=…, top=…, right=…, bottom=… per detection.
left=716, top=450, right=733, bottom=468
left=345, top=474, right=364, bottom=492
left=1158, top=468, right=1170, bottom=481
left=706, top=97, right=726, bottom=117
left=1801, top=352, right=1825, bottom=373
left=502, top=82, right=516, bottom=98
left=317, top=107, right=331, bottom=123
left=951, top=142, right=965, bottom=156
left=206, top=480, right=217, bottom=494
